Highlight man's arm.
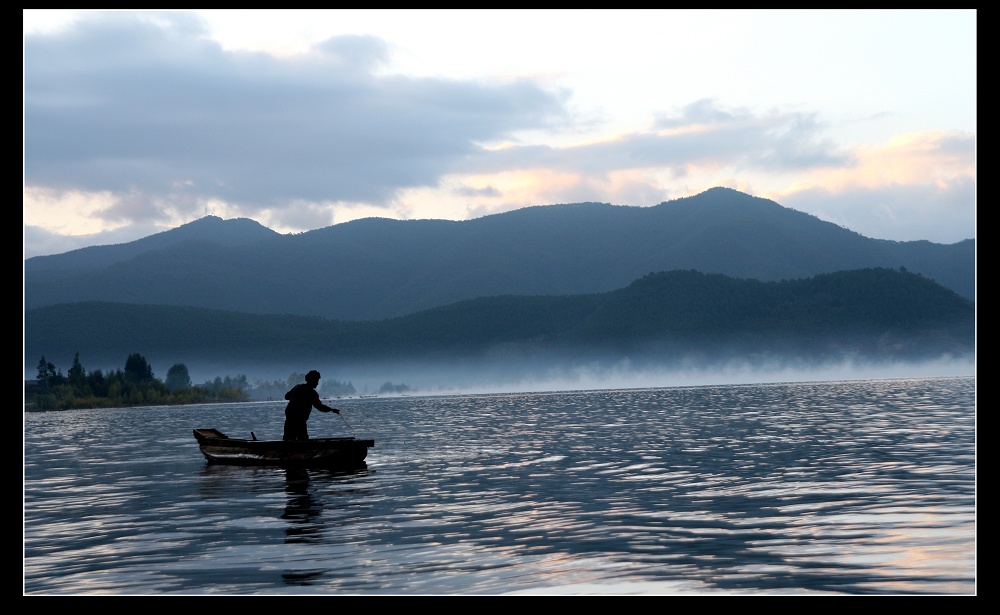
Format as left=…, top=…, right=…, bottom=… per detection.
left=311, top=391, right=340, bottom=413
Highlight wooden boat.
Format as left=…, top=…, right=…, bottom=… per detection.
left=193, top=428, right=374, bottom=467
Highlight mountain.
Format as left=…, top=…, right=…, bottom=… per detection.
left=25, top=268, right=975, bottom=383
left=23, top=188, right=975, bottom=321
left=24, top=215, right=280, bottom=272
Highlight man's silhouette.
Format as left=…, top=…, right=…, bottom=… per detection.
left=283, top=370, right=339, bottom=441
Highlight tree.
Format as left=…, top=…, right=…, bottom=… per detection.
left=378, top=381, right=410, bottom=394
left=35, top=355, right=62, bottom=392
left=320, top=378, right=356, bottom=397
left=67, top=352, right=86, bottom=388
left=123, top=353, right=154, bottom=383
left=88, top=368, right=109, bottom=398
left=36, top=356, right=52, bottom=391
left=165, top=363, right=192, bottom=391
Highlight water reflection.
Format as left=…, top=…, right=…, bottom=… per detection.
left=24, top=377, right=975, bottom=595
left=282, top=468, right=322, bottom=544
left=282, top=569, right=327, bottom=587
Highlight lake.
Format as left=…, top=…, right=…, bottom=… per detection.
left=23, top=375, right=976, bottom=595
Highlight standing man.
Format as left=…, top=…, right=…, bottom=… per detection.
left=283, top=370, right=340, bottom=441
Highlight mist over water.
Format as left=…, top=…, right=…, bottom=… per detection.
left=175, top=354, right=976, bottom=398
left=395, top=356, right=977, bottom=397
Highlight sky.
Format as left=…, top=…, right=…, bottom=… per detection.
left=23, top=9, right=977, bottom=259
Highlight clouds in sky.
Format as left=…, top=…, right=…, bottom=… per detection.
left=23, top=10, right=976, bottom=257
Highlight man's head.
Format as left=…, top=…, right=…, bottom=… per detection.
left=305, top=370, right=321, bottom=385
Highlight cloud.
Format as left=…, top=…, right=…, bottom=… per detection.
left=458, top=100, right=850, bottom=176
left=24, top=13, right=856, bottom=219
left=774, top=177, right=976, bottom=244
left=24, top=11, right=569, bottom=220
left=435, top=100, right=857, bottom=217
left=766, top=130, right=976, bottom=243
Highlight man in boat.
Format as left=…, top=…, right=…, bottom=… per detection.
left=283, top=370, right=340, bottom=441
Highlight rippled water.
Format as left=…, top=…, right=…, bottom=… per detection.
left=23, top=376, right=976, bottom=595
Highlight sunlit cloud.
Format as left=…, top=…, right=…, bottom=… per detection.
left=781, top=130, right=974, bottom=191
left=24, top=186, right=120, bottom=236
left=761, top=130, right=976, bottom=242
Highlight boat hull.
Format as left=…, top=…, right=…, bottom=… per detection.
left=194, top=428, right=373, bottom=467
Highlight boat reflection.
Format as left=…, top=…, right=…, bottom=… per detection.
left=281, top=463, right=369, bottom=545
left=281, top=569, right=326, bottom=587
left=282, top=467, right=323, bottom=544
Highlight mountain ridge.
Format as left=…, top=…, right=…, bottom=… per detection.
left=24, top=215, right=280, bottom=272
left=23, top=188, right=976, bottom=321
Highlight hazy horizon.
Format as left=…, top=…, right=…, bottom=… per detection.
left=26, top=353, right=973, bottom=400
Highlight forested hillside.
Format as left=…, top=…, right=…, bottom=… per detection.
left=25, top=268, right=975, bottom=382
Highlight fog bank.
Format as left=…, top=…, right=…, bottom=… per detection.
left=183, top=353, right=975, bottom=398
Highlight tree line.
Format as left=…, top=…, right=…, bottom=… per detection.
left=25, top=352, right=359, bottom=411
left=25, top=268, right=976, bottom=372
